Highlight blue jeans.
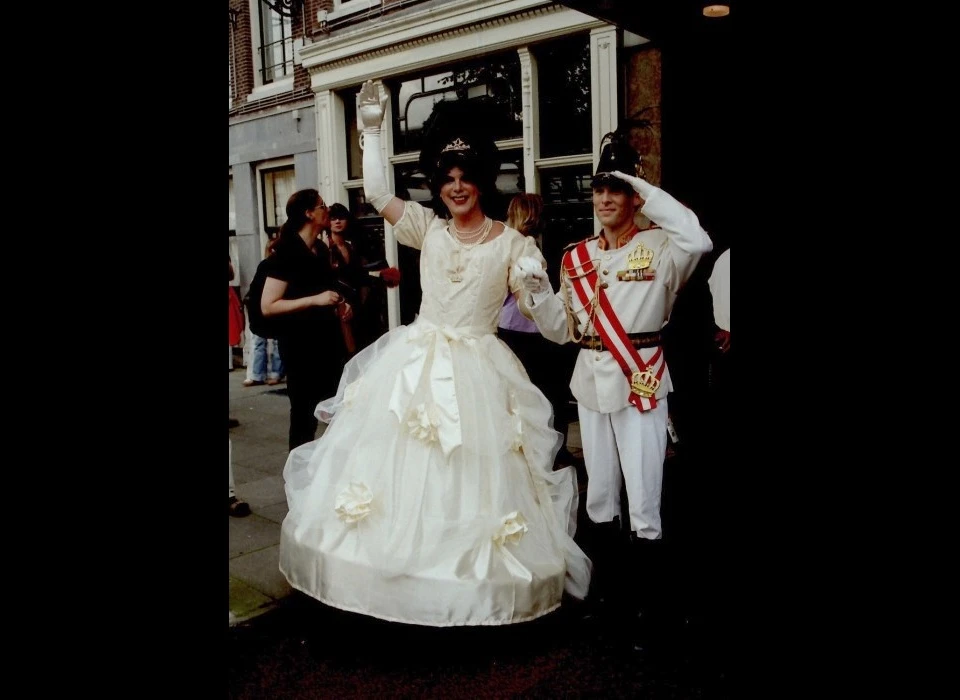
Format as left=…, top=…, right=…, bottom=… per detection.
left=246, top=332, right=285, bottom=382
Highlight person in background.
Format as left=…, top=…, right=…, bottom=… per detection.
left=244, top=233, right=286, bottom=387
left=260, top=189, right=354, bottom=451
left=228, top=255, right=243, bottom=429
left=708, top=247, right=730, bottom=359
left=229, top=438, right=251, bottom=517
left=497, top=193, right=577, bottom=468
left=324, top=203, right=368, bottom=357
left=229, top=255, right=244, bottom=372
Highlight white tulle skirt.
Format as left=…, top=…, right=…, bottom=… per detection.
left=279, top=317, right=591, bottom=627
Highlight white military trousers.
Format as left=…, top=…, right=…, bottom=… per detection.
left=578, top=398, right=668, bottom=540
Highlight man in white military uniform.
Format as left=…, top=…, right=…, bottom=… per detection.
left=515, top=133, right=712, bottom=638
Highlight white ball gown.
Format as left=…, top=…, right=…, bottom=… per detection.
left=279, top=202, right=591, bottom=626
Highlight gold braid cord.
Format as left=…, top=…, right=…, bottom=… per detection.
left=560, top=252, right=604, bottom=344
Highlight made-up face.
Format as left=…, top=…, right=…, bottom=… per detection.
left=330, top=217, right=347, bottom=235
left=592, top=186, right=640, bottom=230
left=439, top=167, right=481, bottom=218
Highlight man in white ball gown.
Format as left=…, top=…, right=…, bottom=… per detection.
left=278, top=79, right=591, bottom=627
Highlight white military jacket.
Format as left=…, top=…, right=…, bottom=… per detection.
left=529, top=187, right=713, bottom=414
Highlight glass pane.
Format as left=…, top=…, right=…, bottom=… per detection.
left=345, top=188, right=386, bottom=266
left=394, top=162, right=433, bottom=205
left=388, top=51, right=522, bottom=154
left=260, top=4, right=292, bottom=84
left=343, top=88, right=362, bottom=180
left=496, top=150, right=523, bottom=198
left=539, top=164, right=595, bottom=281
left=262, top=166, right=295, bottom=230
left=535, top=34, right=592, bottom=158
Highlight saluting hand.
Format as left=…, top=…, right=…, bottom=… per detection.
left=610, top=170, right=655, bottom=201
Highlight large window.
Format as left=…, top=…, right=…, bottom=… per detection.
left=386, top=53, right=522, bottom=155
left=257, top=1, right=294, bottom=85
left=261, top=166, right=296, bottom=237
left=534, top=35, right=592, bottom=159
left=533, top=34, right=595, bottom=250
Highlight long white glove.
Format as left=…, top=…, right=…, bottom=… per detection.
left=512, top=255, right=551, bottom=300
left=358, top=80, right=393, bottom=213
left=610, top=169, right=657, bottom=201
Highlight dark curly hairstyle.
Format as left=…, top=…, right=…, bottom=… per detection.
left=418, top=97, right=503, bottom=219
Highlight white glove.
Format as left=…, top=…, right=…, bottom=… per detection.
left=610, top=170, right=656, bottom=201
left=513, top=256, right=550, bottom=296
left=358, top=80, right=392, bottom=212
left=358, top=79, right=388, bottom=133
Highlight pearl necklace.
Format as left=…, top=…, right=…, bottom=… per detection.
left=449, top=217, right=493, bottom=249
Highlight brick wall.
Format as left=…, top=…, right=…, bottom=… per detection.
left=230, top=0, right=255, bottom=103
left=230, top=0, right=441, bottom=114
left=230, top=0, right=332, bottom=112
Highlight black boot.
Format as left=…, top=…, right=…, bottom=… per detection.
left=628, top=534, right=670, bottom=653
left=579, top=517, right=628, bottom=624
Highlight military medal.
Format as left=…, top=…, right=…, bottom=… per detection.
left=617, top=241, right=656, bottom=281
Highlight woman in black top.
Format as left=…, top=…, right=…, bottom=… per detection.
left=261, top=189, right=353, bottom=450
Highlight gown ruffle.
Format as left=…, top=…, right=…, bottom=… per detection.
left=279, top=207, right=591, bottom=627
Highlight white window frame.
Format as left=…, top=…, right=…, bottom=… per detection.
left=247, top=0, right=295, bottom=102
left=255, top=157, right=295, bottom=258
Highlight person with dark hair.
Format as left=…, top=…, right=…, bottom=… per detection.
left=278, top=79, right=590, bottom=627
left=324, top=202, right=373, bottom=356
left=516, top=129, right=713, bottom=647
left=260, top=188, right=354, bottom=450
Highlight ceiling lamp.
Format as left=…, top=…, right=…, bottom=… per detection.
left=703, top=4, right=730, bottom=17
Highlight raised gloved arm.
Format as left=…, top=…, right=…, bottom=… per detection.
left=359, top=80, right=402, bottom=224
left=610, top=169, right=712, bottom=258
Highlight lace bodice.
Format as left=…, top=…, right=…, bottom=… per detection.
left=392, top=202, right=545, bottom=334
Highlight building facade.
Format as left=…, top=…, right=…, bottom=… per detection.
left=229, top=0, right=663, bottom=329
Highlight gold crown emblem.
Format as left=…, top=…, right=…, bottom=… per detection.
left=441, top=137, right=471, bottom=153
left=627, top=242, right=654, bottom=270
left=630, top=368, right=660, bottom=398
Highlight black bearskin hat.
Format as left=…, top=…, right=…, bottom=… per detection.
left=592, top=128, right=644, bottom=192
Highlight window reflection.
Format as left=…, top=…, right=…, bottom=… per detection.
left=534, top=34, right=591, bottom=158
left=387, top=52, right=522, bottom=154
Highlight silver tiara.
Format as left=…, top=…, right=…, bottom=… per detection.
left=440, top=138, right=470, bottom=153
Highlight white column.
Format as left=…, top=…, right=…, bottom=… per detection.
left=590, top=24, right=619, bottom=229
left=315, top=90, right=349, bottom=206
left=380, top=84, right=401, bottom=329
left=590, top=25, right=620, bottom=159
left=518, top=47, right=540, bottom=194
